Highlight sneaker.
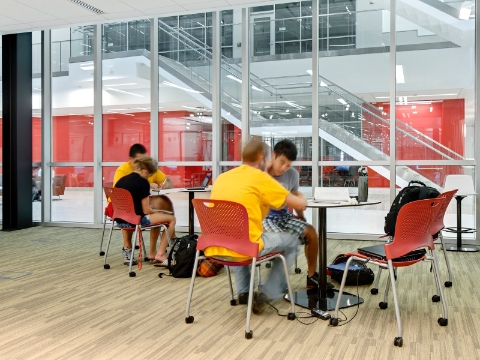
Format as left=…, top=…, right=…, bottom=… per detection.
left=238, top=293, right=249, bottom=305
left=252, top=291, right=271, bottom=315
left=122, top=248, right=138, bottom=266
left=307, top=272, right=334, bottom=290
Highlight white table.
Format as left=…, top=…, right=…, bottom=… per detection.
left=286, top=200, right=381, bottom=311
left=151, top=187, right=211, bottom=235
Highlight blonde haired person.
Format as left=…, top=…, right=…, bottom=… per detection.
left=114, top=157, right=176, bottom=265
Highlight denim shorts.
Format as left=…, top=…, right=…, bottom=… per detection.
left=116, top=216, right=151, bottom=229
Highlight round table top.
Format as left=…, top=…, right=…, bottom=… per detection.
left=306, top=200, right=381, bottom=208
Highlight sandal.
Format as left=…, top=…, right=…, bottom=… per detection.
left=154, top=259, right=169, bottom=268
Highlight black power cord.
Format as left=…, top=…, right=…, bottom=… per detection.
left=268, top=303, right=321, bottom=325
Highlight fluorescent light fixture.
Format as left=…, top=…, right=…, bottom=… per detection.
left=231, top=103, right=242, bottom=109
left=396, top=65, right=405, bottom=84
left=105, top=83, right=137, bottom=87
left=182, top=105, right=210, bottom=111
left=459, top=3, right=472, bottom=20
left=430, top=106, right=433, bottom=112
left=413, top=111, right=417, bottom=114
left=269, top=115, right=273, bottom=119
left=107, top=88, right=144, bottom=97
left=251, top=85, right=263, bottom=92
left=337, top=99, right=348, bottom=105
left=286, top=109, right=290, bottom=113
left=162, top=81, right=202, bottom=93
left=227, top=75, right=242, bottom=84
left=351, top=112, right=355, bottom=118
left=285, top=101, right=305, bottom=110
left=80, top=64, right=94, bottom=71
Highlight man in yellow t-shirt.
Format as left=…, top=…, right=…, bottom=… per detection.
left=207, top=139, right=307, bottom=313
left=111, top=143, right=175, bottom=264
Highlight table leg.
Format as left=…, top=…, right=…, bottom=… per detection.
left=285, top=207, right=364, bottom=311
left=188, top=191, right=194, bottom=235
left=445, top=196, right=478, bottom=252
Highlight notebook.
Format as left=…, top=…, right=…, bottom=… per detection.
left=313, top=187, right=351, bottom=203
left=357, top=244, right=426, bottom=262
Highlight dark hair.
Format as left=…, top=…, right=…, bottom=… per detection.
left=273, top=139, right=297, bottom=161
left=134, top=157, right=158, bottom=176
left=242, top=138, right=269, bottom=163
left=129, top=143, right=147, bottom=158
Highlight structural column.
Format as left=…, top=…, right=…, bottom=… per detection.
left=2, top=33, right=33, bottom=230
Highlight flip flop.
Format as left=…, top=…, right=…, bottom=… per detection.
left=154, top=259, right=169, bottom=267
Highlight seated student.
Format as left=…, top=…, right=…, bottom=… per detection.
left=115, top=157, right=176, bottom=265
left=112, top=143, right=175, bottom=262
left=206, top=139, right=307, bottom=313
left=263, top=139, right=334, bottom=289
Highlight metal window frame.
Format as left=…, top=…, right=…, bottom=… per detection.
left=93, top=24, right=103, bottom=225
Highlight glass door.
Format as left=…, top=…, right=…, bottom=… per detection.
left=251, top=14, right=275, bottom=56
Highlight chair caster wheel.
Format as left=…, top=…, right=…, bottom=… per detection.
left=266, top=262, right=272, bottom=269
left=394, top=337, right=403, bottom=347
left=104, top=264, right=110, bottom=269
left=100, top=251, right=105, bottom=256
left=445, top=281, right=452, bottom=288
left=135, top=245, right=139, bottom=250
left=287, top=313, right=296, bottom=320
left=370, top=288, right=378, bottom=295
left=432, top=295, right=440, bottom=302
left=438, top=318, right=448, bottom=326
left=185, top=316, right=194, bottom=324
left=129, top=271, right=136, bottom=277
left=230, top=299, right=237, bottom=306
left=329, top=318, right=339, bottom=326
left=294, top=268, right=301, bottom=274
left=245, top=331, right=253, bottom=339
left=379, top=302, right=388, bottom=309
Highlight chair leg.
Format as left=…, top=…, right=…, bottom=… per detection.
left=103, top=221, right=115, bottom=268
left=439, top=232, right=453, bottom=287
left=371, top=267, right=382, bottom=294
left=245, top=259, right=257, bottom=339
left=257, top=264, right=262, bottom=287
left=388, top=260, right=403, bottom=346
left=294, top=256, right=301, bottom=274
left=379, top=271, right=390, bottom=309
left=185, top=250, right=201, bottom=323
left=430, top=250, right=441, bottom=302
left=278, top=254, right=296, bottom=319
left=226, top=266, right=235, bottom=305
left=333, top=256, right=356, bottom=322
left=431, top=251, right=448, bottom=325
left=99, top=215, right=107, bottom=256
left=129, top=227, right=139, bottom=276
left=141, top=230, right=147, bottom=260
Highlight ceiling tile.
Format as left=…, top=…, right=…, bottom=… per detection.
left=0, top=14, right=21, bottom=27
left=79, top=0, right=136, bottom=13
left=0, top=23, right=35, bottom=32
left=123, top=0, right=178, bottom=10
left=0, top=1, right=56, bottom=22
left=101, top=10, right=150, bottom=20
left=65, top=15, right=104, bottom=24
left=182, top=1, right=230, bottom=10
left=140, top=6, right=187, bottom=16
left=30, top=19, right=71, bottom=28
left=14, top=0, right=94, bottom=18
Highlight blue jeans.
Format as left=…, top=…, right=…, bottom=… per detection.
left=233, top=232, right=298, bottom=300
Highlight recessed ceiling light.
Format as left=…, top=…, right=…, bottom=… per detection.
left=162, top=81, right=202, bottom=93
left=106, top=88, right=143, bottom=97
left=396, top=65, right=405, bottom=84
left=337, top=99, right=347, bottom=105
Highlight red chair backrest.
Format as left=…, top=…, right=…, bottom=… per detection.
left=104, top=187, right=141, bottom=225
left=385, top=198, right=443, bottom=260
left=103, top=182, right=113, bottom=200
left=192, top=199, right=259, bottom=258
left=431, top=189, right=458, bottom=235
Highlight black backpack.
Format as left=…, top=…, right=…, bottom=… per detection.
left=329, top=254, right=375, bottom=286
left=384, top=180, right=440, bottom=237
left=167, top=234, right=199, bottom=278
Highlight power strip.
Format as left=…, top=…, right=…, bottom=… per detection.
left=311, top=308, right=331, bottom=320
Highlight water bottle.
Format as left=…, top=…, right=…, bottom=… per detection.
left=357, top=166, right=368, bottom=202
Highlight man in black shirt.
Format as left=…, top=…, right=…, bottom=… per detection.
left=115, top=157, right=176, bottom=265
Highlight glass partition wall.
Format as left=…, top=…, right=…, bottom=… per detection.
left=26, top=0, right=477, bottom=241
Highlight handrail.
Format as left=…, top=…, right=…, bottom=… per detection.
left=319, top=75, right=464, bottom=159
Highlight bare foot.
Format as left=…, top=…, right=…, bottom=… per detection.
left=155, top=253, right=168, bottom=263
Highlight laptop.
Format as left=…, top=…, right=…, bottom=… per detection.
left=357, top=244, right=426, bottom=262
left=313, top=187, right=351, bottom=204
left=186, top=173, right=212, bottom=191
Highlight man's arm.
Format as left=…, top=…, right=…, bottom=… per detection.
left=160, top=177, right=174, bottom=189
left=291, top=190, right=306, bottom=219
left=284, top=192, right=307, bottom=213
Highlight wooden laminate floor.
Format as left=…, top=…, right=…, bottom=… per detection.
left=0, top=227, right=479, bottom=360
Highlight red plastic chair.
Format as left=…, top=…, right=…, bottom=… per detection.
left=330, top=198, right=447, bottom=347
left=186, top=199, right=296, bottom=339
left=99, top=182, right=114, bottom=257
left=371, top=189, right=459, bottom=297
left=102, top=187, right=171, bottom=277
